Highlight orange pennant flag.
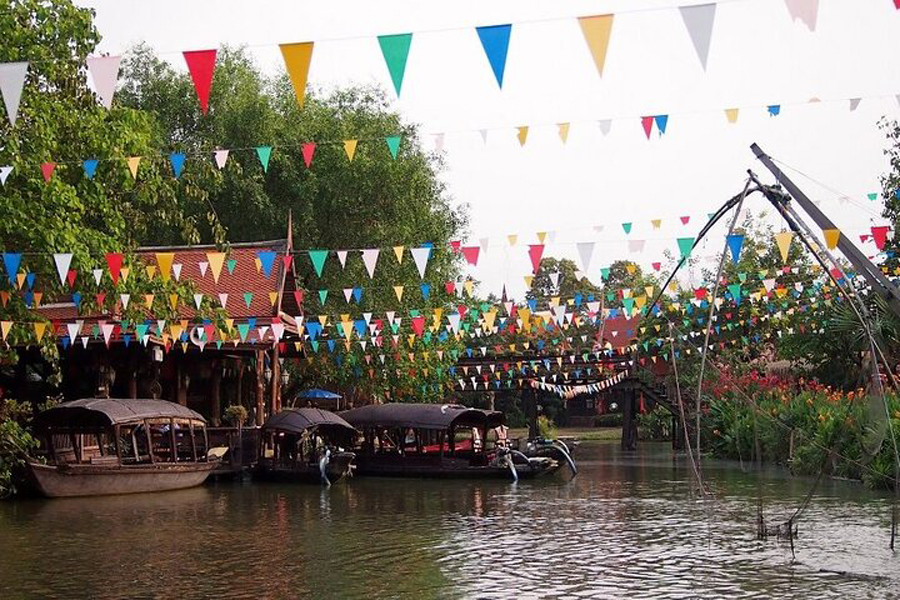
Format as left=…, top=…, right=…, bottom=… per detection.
left=280, top=42, right=314, bottom=108
left=578, top=15, right=615, bottom=77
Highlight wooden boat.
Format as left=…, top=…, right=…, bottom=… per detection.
left=26, top=398, right=218, bottom=498
left=255, top=408, right=356, bottom=484
left=341, top=403, right=560, bottom=480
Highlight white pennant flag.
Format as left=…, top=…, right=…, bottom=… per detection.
left=172, top=263, right=182, bottom=281
left=218, top=293, right=228, bottom=308
left=120, top=294, right=130, bottom=309
left=193, top=293, right=204, bottom=309
left=0, top=166, right=11, bottom=185
left=362, top=248, right=379, bottom=278
left=784, top=0, right=818, bottom=31
left=54, top=253, right=73, bottom=286
left=433, top=133, right=445, bottom=153
left=66, top=321, right=83, bottom=342
left=576, top=242, right=594, bottom=271
left=679, top=4, right=717, bottom=71
left=598, top=120, right=612, bottom=136
left=411, top=247, right=430, bottom=278
left=337, top=250, right=349, bottom=269
left=479, top=129, right=489, bottom=144
left=0, top=62, right=28, bottom=127
left=86, top=55, right=121, bottom=109
left=101, top=323, right=115, bottom=346
left=92, top=269, right=103, bottom=286
left=199, top=261, right=209, bottom=277
left=213, top=149, right=229, bottom=169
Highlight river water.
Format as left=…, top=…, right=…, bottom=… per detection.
left=1, top=441, right=898, bottom=599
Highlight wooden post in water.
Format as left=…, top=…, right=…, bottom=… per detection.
left=621, top=389, right=638, bottom=451
left=271, top=345, right=281, bottom=414
left=255, top=349, right=265, bottom=426
left=210, top=358, right=221, bottom=426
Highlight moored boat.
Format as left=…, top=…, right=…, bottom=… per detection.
left=255, top=407, right=356, bottom=485
left=27, top=398, right=218, bottom=498
left=341, top=403, right=560, bottom=480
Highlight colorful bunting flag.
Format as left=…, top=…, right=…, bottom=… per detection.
left=309, top=250, right=328, bottom=277
left=362, top=248, right=380, bottom=278
left=578, top=15, right=614, bottom=77
left=256, top=146, right=272, bottom=172
left=344, top=140, right=358, bottom=161
left=823, top=228, right=840, bottom=250
left=677, top=237, right=695, bottom=259
left=214, top=149, right=229, bottom=169
left=126, top=157, right=141, bottom=179
left=385, top=136, right=401, bottom=159
left=516, top=126, right=528, bottom=146
left=726, top=234, right=744, bottom=264
left=170, top=153, right=185, bottom=178
left=0, top=62, right=28, bottom=127
left=0, top=166, right=11, bottom=186
left=41, top=162, right=56, bottom=182
left=280, top=42, right=314, bottom=108
left=774, top=231, right=794, bottom=263
left=378, top=33, right=413, bottom=97
left=557, top=122, right=570, bottom=144
left=411, top=247, right=430, bottom=278
left=476, top=24, right=512, bottom=89
left=784, top=0, right=819, bottom=32
left=83, top=159, right=99, bottom=179
left=528, top=244, right=544, bottom=273
left=182, top=49, right=217, bottom=114
left=301, top=142, right=316, bottom=167
left=86, top=55, right=121, bottom=109
left=679, top=4, right=717, bottom=71
left=725, top=108, right=739, bottom=123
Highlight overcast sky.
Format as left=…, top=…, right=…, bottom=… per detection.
left=79, top=0, right=899, bottom=298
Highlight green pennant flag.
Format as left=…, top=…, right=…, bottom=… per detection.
left=309, top=249, right=328, bottom=277
left=677, top=237, right=695, bottom=259
left=622, top=222, right=632, bottom=234
left=237, top=323, right=250, bottom=342
left=728, top=284, right=742, bottom=304
left=623, top=297, right=634, bottom=316
left=378, top=33, right=413, bottom=97
left=386, top=136, right=401, bottom=159
left=243, top=292, right=253, bottom=307
left=256, top=146, right=272, bottom=172
left=318, top=289, right=328, bottom=304
left=600, top=268, right=610, bottom=281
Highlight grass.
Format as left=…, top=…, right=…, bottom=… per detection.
left=508, top=427, right=621, bottom=442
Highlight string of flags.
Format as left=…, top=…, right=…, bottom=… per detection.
left=526, top=370, right=628, bottom=398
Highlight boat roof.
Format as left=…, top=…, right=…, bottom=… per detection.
left=340, top=403, right=504, bottom=430
left=34, top=398, right=206, bottom=429
left=262, top=407, right=356, bottom=435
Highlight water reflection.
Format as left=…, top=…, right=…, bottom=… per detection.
left=0, top=443, right=897, bottom=599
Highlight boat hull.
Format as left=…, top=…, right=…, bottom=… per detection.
left=352, top=455, right=558, bottom=480
left=27, top=461, right=218, bottom=498
left=254, top=452, right=355, bottom=484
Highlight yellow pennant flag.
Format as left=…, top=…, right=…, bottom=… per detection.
left=578, top=15, right=615, bottom=77
left=393, top=246, right=405, bottom=263
left=32, top=292, right=42, bottom=307
left=169, top=294, right=179, bottom=310
left=557, top=122, right=570, bottom=144
left=155, top=253, right=175, bottom=282
left=537, top=231, right=547, bottom=244
left=143, top=294, right=154, bottom=309
left=0, top=321, right=12, bottom=340
left=625, top=263, right=636, bottom=275
left=464, top=280, right=474, bottom=296
left=33, top=321, right=47, bottom=342
left=207, top=252, right=225, bottom=283
left=517, top=126, right=528, bottom=146
left=280, top=42, right=314, bottom=108
left=507, top=234, right=518, bottom=246
left=651, top=219, right=662, bottom=229
left=823, top=228, right=841, bottom=250
left=725, top=108, right=739, bottom=123
left=16, top=273, right=26, bottom=289
left=254, top=257, right=262, bottom=273
left=523, top=275, right=534, bottom=287
left=269, top=292, right=278, bottom=307
left=344, top=140, right=358, bottom=161
left=393, top=285, right=404, bottom=302
left=145, top=265, right=156, bottom=280
left=126, top=157, right=141, bottom=179
left=774, top=231, right=794, bottom=263
left=119, top=267, right=130, bottom=283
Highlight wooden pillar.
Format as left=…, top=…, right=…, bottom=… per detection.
left=175, top=361, right=188, bottom=406
left=621, top=389, right=638, bottom=451
left=210, top=358, right=222, bottom=426
left=255, top=349, right=265, bottom=426
left=237, top=360, right=245, bottom=408
left=128, top=355, right=138, bottom=399
left=270, top=345, right=281, bottom=414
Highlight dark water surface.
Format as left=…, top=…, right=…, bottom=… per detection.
left=1, top=442, right=898, bottom=599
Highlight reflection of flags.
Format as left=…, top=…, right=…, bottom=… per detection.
left=639, top=393, right=646, bottom=414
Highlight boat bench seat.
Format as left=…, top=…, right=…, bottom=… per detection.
left=90, top=455, right=120, bottom=465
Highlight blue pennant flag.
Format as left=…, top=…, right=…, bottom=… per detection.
left=170, top=153, right=186, bottom=178
left=767, top=105, right=781, bottom=117
left=257, top=251, right=276, bottom=278
left=352, top=287, right=362, bottom=304
left=726, top=234, right=744, bottom=264
left=655, top=115, right=668, bottom=134
left=420, top=283, right=430, bottom=301
left=2, top=253, right=21, bottom=285
left=476, top=24, right=512, bottom=89
left=83, top=159, right=99, bottom=179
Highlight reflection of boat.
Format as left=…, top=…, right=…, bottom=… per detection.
left=26, top=398, right=218, bottom=498
left=520, top=438, right=579, bottom=476
left=341, top=403, right=559, bottom=480
left=255, top=408, right=356, bottom=484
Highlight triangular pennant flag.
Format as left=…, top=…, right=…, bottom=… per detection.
left=823, top=228, right=840, bottom=250
left=393, top=285, right=404, bottom=302
left=725, top=108, right=739, bottom=123
left=725, top=234, right=744, bottom=264
left=41, top=162, right=56, bottom=182
left=598, top=119, right=612, bottom=136
left=784, top=0, right=819, bottom=32
left=155, top=253, right=175, bottom=282
left=641, top=116, right=654, bottom=139
left=516, top=126, right=528, bottom=146
left=528, top=244, right=544, bottom=273
left=344, top=140, right=358, bottom=161
left=576, top=242, right=594, bottom=271
left=86, top=55, right=121, bottom=109
left=655, top=115, right=668, bottom=135
left=578, top=15, right=614, bottom=77
left=337, top=250, right=348, bottom=269
left=53, top=254, right=73, bottom=286
left=105, top=253, right=124, bottom=285
left=768, top=105, right=781, bottom=117
left=126, top=157, right=141, bottom=179
left=557, top=122, right=570, bottom=144
left=256, top=146, right=272, bottom=172
left=0, top=165, right=11, bottom=185
left=182, top=49, right=217, bottom=114
left=461, top=247, right=480, bottom=266
left=83, top=159, right=99, bottom=179
left=385, top=136, right=401, bottom=159
left=3, top=253, right=21, bottom=285
left=362, top=248, right=380, bottom=278
left=258, top=251, right=276, bottom=278
left=377, top=33, right=413, bottom=96
left=206, top=252, right=225, bottom=283
left=677, top=237, right=695, bottom=259
left=475, top=24, right=512, bottom=89
left=774, top=231, right=794, bottom=263
left=679, top=4, right=717, bottom=71
left=849, top=98, right=861, bottom=112
left=309, top=250, right=328, bottom=277
left=393, top=246, right=405, bottom=263
left=214, top=149, right=229, bottom=169
left=301, top=142, right=316, bottom=167
left=0, top=62, right=28, bottom=127
left=170, top=153, right=186, bottom=178
left=280, top=42, right=314, bottom=108
left=411, top=247, right=430, bottom=278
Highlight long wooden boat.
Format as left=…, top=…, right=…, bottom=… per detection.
left=27, top=398, right=218, bottom=498
left=341, top=403, right=560, bottom=480
left=255, top=407, right=356, bottom=484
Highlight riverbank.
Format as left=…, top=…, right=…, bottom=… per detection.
left=509, top=427, right=621, bottom=442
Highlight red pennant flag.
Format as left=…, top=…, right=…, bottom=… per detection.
left=66, top=269, right=77, bottom=288
left=896, top=0, right=900, bottom=9
left=282, top=255, right=293, bottom=270
left=445, top=281, right=455, bottom=294
left=411, top=315, right=425, bottom=337
left=830, top=267, right=844, bottom=280
left=680, top=216, right=690, bottom=225
left=301, top=142, right=316, bottom=167
left=871, top=226, right=890, bottom=250
left=457, top=305, right=468, bottom=319
left=41, top=162, right=56, bottom=181
left=461, top=246, right=480, bottom=266
left=641, top=116, right=654, bottom=139
left=694, top=288, right=708, bottom=300
left=860, top=234, right=870, bottom=243
left=528, top=244, right=545, bottom=273
left=293, top=290, right=305, bottom=306
left=449, top=240, right=462, bottom=253
left=105, top=253, right=124, bottom=285
left=183, top=49, right=217, bottom=114
left=95, top=293, right=106, bottom=306
left=652, top=262, right=661, bottom=271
